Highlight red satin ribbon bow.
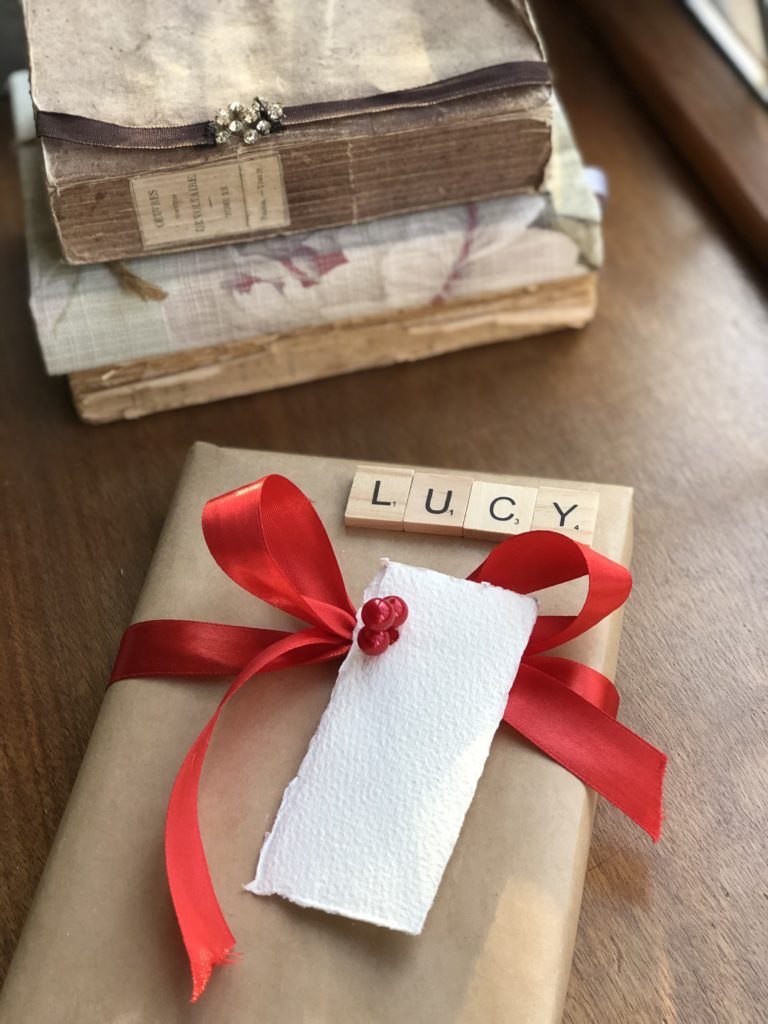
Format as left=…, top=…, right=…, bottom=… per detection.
left=111, top=475, right=666, bottom=1001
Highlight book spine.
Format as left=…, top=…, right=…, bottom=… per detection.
left=49, top=115, right=551, bottom=264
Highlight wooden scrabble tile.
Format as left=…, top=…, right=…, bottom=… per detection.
left=463, top=480, right=539, bottom=540
left=530, top=486, right=600, bottom=546
left=403, top=472, right=473, bottom=535
left=344, top=466, right=414, bottom=530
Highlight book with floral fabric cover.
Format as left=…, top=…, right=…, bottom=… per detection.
left=23, top=0, right=553, bottom=263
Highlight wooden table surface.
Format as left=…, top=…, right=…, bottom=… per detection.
left=1, top=3, right=766, bottom=1021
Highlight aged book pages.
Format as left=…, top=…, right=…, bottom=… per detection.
left=68, top=275, right=598, bottom=423
left=40, top=94, right=552, bottom=263
left=22, top=0, right=552, bottom=261
left=0, top=445, right=633, bottom=1024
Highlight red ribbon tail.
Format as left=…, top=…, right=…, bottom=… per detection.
left=505, top=662, right=667, bottom=841
left=164, top=629, right=350, bottom=1002
left=191, top=948, right=240, bottom=1005
left=167, top=713, right=239, bottom=1003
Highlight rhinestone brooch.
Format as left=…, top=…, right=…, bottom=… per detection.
left=213, top=97, right=285, bottom=145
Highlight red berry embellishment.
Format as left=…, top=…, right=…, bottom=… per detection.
left=357, top=594, right=408, bottom=656
left=357, top=626, right=391, bottom=657
left=361, top=597, right=396, bottom=631
left=384, top=595, right=409, bottom=628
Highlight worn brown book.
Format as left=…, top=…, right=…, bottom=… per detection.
left=0, top=445, right=636, bottom=1024
left=23, top=0, right=552, bottom=264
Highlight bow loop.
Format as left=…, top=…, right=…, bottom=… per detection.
left=504, top=659, right=665, bottom=839
left=469, top=530, right=632, bottom=655
left=202, top=475, right=356, bottom=639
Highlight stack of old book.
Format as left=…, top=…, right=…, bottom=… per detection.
left=15, top=0, right=602, bottom=423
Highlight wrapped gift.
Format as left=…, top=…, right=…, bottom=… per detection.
left=23, top=0, right=552, bottom=263
left=0, top=445, right=664, bottom=1023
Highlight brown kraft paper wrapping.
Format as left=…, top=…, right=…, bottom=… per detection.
left=0, top=444, right=634, bottom=1024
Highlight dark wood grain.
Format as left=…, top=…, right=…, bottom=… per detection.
left=1, top=1, right=767, bottom=1020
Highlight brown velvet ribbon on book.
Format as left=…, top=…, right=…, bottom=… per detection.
left=33, top=60, right=551, bottom=150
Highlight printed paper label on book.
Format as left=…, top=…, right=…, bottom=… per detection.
left=130, top=155, right=289, bottom=248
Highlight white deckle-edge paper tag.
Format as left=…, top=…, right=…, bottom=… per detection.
left=247, top=559, right=537, bottom=933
